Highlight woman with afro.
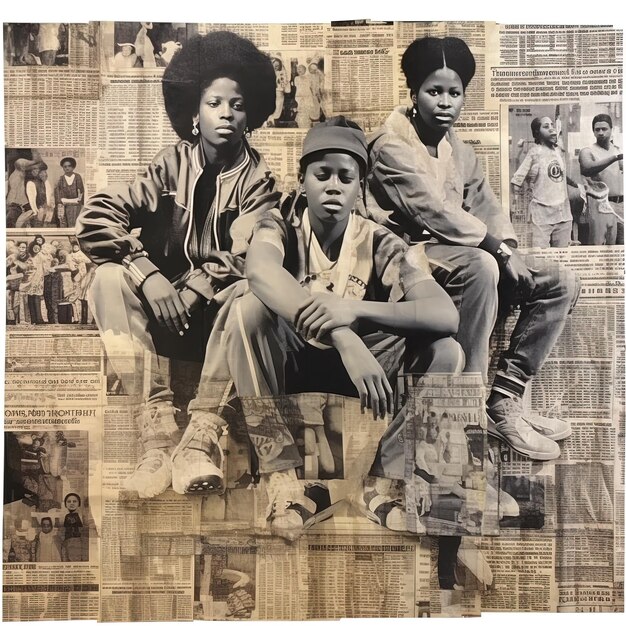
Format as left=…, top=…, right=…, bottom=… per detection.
left=76, top=31, right=280, bottom=499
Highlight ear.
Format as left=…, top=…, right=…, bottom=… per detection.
left=410, top=90, right=417, bottom=105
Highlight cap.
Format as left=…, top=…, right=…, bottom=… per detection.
left=299, top=116, right=368, bottom=174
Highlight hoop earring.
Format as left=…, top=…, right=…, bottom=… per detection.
left=192, top=120, right=199, bottom=136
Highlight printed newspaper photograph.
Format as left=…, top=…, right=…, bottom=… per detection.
left=2, top=13, right=624, bottom=622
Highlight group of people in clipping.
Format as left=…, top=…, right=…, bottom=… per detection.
left=75, top=33, right=581, bottom=589
left=511, top=111, right=623, bottom=248
left=6, top=156, right=85, bottom=229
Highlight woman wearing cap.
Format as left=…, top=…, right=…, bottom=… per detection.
left=76, top=31, right=279, bottom=499
left=54, top=157, right=85, bottom=229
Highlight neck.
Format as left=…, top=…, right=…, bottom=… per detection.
left=308, top=210, right=349, bottom=261
left=597, top=139, right=611, bottom=150
left=201, top=139, right=244, bottom=169
left=412, top=114, right=446, bottom=152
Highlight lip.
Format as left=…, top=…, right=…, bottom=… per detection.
left=215, top=125, right=236, bottom=133
left=434, top=113, right=455, bottom=122
left=322, top=200, right=343, bottom=211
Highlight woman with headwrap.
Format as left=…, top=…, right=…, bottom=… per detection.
left=76, top=31, right=279, bottom=499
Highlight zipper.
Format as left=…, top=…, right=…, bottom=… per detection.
left=183, top=150, right=204, bottom=272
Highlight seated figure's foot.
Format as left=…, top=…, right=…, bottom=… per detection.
left=264, top=469, right=336, bottom=542
left=171, top=410, right=225, bottom=495
left=487, top=396, right=560, bottom=461
left=124, top=400, right=180, bottom=498
left=520, top=412, right=571, bottom=441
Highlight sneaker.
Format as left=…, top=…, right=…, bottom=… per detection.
left=264, top=469, right=337, bottom=541
left=522, top=413, right=571, bottom=441
left=360, top=477, right=410, bottom=532
left=487, top=397, right=560, bottom=461
left=124, top=400, right=181, bottom=498
left=170, top=410, right=225, bottom=495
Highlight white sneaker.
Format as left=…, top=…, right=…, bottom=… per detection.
left=124, top=400, right=180, bottom=498
left=171, top=410, right=225, bottom=495
left=264, top=469, right=337, bottom=542
left=522, top=413, right=571, bottom=441
left=487, top=397, right=560, bottom=461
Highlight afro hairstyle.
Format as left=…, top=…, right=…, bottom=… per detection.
left=162, top=31, right=276, bottom=142
left=401, top=36, right=476, bottom=93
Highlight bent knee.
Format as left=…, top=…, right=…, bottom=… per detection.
left=464, top=248, right=500, bottom=284
left=427, top=337, right=465, bottom=374
left=226, top=292, right=276, bottom=338
left=90, top=263, right=129, bottom=297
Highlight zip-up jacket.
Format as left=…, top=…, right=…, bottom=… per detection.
left=76, top=140, right=280, bottom=297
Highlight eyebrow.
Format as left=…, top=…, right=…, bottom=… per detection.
left=312, top=164, right=358, bottom=173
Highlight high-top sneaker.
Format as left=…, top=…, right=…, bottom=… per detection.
left=124, top=400, right=181, bottom=498
left=171, top=410, right=226, bottom=495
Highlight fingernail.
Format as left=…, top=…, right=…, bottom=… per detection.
left=184, top=323, right=189, bottom=329
left=179, top=330, right=184, bottom=336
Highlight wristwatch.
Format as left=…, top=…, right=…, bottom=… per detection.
left=496, top=242, right=513, bottom=265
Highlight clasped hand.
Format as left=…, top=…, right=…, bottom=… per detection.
left=294, top=292, right=357, bottom=341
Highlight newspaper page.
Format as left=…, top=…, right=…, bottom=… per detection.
left=2, top=17, right=624, bottom=622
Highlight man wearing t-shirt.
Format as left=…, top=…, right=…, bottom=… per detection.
left=579, top=113, right=624, bottom=245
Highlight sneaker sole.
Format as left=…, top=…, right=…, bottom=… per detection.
left=526, top=421, right=572, bottom=442
left=487, top=423, right=561, bottom=461
left=181, top=474, right=224, bottom=494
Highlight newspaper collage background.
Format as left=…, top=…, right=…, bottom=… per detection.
left=2, top=19, right=624, bottom=620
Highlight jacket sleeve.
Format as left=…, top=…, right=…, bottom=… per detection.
left=77, top=173, right=85, bottom=201
left=75, top=147, right=174, bottom=266
left=229, top=169, right=282, bottom=257
left=369, top=134, right=506, bottom=253
left=54, top=177, right=62, bottom=206
left=461, top=142, right=519, bottom=245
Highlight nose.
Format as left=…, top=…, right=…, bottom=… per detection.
left=439, top=93, right=452, bottom=108
left=219, top=103, right=234, bottom=119
left=326, top=175, right=341, bottom=194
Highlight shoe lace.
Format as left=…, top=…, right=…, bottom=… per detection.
left=497, top=396, right=523, bottom=420
left=140, top=401, right=178, bottom=426
left=171, top=411, right=224, bottom=465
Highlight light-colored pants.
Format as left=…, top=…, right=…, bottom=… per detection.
left=588, top=198, right=621, bottom=245
left=531, top=220, right=572, bottom=248
left=195, top=290, right=465, bottom=474
left=89, top=263, right=240, bottom=402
